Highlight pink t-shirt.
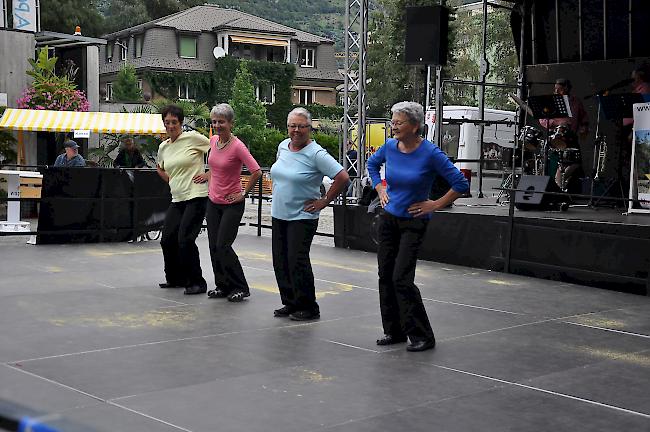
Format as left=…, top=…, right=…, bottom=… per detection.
left=208, top=135, right=261, bottom=205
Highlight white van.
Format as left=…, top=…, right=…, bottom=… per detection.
left=425, top=106, right=516, bottom=172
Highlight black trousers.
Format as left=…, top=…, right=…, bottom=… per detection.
left=206, top=200, right=249, bottom=294
left=272, top=217, right=319, bottom=312
left=377, top=212, right=434, bottom=341
left=160, top=197, right=207, bottom=288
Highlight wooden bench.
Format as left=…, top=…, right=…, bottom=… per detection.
left=241, top=173, right=272, bottom=197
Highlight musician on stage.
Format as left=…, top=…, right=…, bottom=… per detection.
left=539, top=79, right=588, bottom=193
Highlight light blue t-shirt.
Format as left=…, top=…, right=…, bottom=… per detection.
left=270, top=139, right=344, bottom=220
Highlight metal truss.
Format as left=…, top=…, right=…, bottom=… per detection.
left=342, top=0, right=369, bottom=199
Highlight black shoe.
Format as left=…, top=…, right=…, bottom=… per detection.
left=159, top=282, right=183, bottom=289
left=273, top=305, right=295, bottom=317
left=227, top=291, right=250, bottom=302
left=289, top=310, right=320, bottom=321
left=376, top=334, right=407, bottom=346
left=406, top=338, right=436, bottom=352
left=207, top=288, right=229, bottom=298
left=184, top=285, right=207, bottom=295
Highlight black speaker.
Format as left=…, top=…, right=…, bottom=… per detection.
left=405, top=5, right=449, bottom=65
left=515, top=175, right=563, bottom=210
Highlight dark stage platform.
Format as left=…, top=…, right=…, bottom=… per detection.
left=335, top=200, right=650, bottom=295
left=1, top=234, right=650, bottom=431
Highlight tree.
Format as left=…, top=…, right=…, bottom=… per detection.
left=445, top=0, right=518, bottom=110
left=366, top=0, right=437, bottom=117
left=229, top=63, right=267, bottom=133
left=103, top=0, right=149, bottom=33
left=40, top=0, right=105, bottom=37
left=112, top=64, right=143, bottom=102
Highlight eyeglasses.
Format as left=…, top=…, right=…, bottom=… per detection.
left=287, top=124, right=310, bottom=130
left=390, top=120, right=409, bottom=127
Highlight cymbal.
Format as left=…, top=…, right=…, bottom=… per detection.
left=509, top=93, right=533, bottom=117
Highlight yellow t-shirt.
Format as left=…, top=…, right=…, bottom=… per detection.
left=158, top=131, right=210, bottom=202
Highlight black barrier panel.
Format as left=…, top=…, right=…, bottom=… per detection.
left=37, top=168, right=171, bottom=244
left=133, top=170, right=171, bottom=234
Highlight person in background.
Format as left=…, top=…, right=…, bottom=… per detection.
left=156, top=105, right=210, bottom=295
left=113, top=136, right=146, bottom=168
left=367, top=101, right=469, bottom=352
left=270, top=108, right=350, bottom=321
left=54, top=140, right=85, bottom=167
left=193, top=103, right=261, bottom=302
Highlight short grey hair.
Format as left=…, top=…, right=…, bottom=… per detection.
left=210, top=103, right=235, bottom=121
left=391, top=101, right=424, bottom=134
left=287, top=107, right=312, bottom=125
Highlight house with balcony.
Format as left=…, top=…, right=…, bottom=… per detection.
left=99, top=5, right=343, bottom=109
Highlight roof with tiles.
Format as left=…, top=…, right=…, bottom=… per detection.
left=102, top=5, right=332, bottom=44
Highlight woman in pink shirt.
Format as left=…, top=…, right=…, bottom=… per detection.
left=193, top=103, right=261, bottom=302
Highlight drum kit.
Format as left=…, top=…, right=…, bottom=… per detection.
left=514, top=123, right=582, bottom=190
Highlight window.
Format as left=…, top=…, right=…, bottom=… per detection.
left=119, top=40, right=127, bottom=61
left=106, top=43, right=113, bottom=63
left=178, top=83, right=196, bottom=101
left=179, top=36, right=197, bottom=59
left=134, top=35, right=143, bottom=58
left=105, top=82, right=113, bottom=101
left=299, top=89, right=314, bottom=105
left=300, top=47, right=315, bottom=67
left=256, top=83, right=276, bottom=104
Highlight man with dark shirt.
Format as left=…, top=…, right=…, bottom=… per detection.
left=113, top=137, right=146, bottom=168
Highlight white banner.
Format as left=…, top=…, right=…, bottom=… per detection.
left=12, top=0, right=37, bottom=32
left=630, top=102, right=650, bottom=213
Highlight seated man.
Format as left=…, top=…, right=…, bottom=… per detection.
left=54, top=140, right=86, bottom=167
left=113, top=136, right=146, bottom=168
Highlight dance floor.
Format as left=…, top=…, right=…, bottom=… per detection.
left=1, top=234, right=649, bottom=431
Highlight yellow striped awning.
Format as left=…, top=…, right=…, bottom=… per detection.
left=229, top=35, right=288, bottom=47
left=0, top=109, right=166, bottom=135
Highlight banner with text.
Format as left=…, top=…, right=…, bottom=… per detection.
left=631, top=102, right=650, bottom=213
left=12, top=0, right=37, bottom=32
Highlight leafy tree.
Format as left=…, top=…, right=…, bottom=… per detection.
left=445, top=0, right=518, bottom=109
left=366, top=0, right=437, bottom=117
left=112, top=64, right=143, bottom=102
left=40, top=0, right=105, bottom=37
left=229, top=63, right=267, bottom=134
left=103, top=0, right=149, bottom=33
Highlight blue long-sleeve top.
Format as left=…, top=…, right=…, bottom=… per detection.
left=367, top=138, right=469, bottom=218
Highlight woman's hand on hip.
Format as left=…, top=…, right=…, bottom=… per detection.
left=408, top=199, right=441, bottom=217
left=304, top=198, right=327, bottom=213
left=377, top=185, right=389, bottom=208
left=225, top=192, right=245, bottom=203
left=192, top=172, right=210, bottom=184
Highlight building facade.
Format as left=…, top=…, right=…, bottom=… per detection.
left=99, top=5, right=343, bottom=107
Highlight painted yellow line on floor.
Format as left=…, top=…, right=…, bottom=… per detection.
left=487, top=279, right=518, bottom=286
left=86, top=248, right=159, bottom=257
left=45, top=266, right=64, bottom=273
left=49, top=309, right=197, bottom=329
left=250, top=282, right=357, bottom=299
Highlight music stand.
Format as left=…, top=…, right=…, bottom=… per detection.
left=527, top=94, right=572, bottom=176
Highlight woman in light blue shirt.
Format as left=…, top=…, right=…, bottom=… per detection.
left=270, top=108, right=350, bottom=321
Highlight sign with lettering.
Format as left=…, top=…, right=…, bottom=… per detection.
left=630, top=102, right=650, bottom=213
left=12, top=0, right=37, bottom=32
left=73, top=129, right=91, bottom=139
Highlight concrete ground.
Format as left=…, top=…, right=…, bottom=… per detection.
left=1, top=230, right=649, bottom=431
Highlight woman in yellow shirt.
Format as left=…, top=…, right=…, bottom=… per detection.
left=156, top=105, right=210, bottom=295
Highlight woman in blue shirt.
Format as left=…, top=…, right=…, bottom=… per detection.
left=270, top=108, right=350, bottom=321
left=367, top=101, right=469, bottom=352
